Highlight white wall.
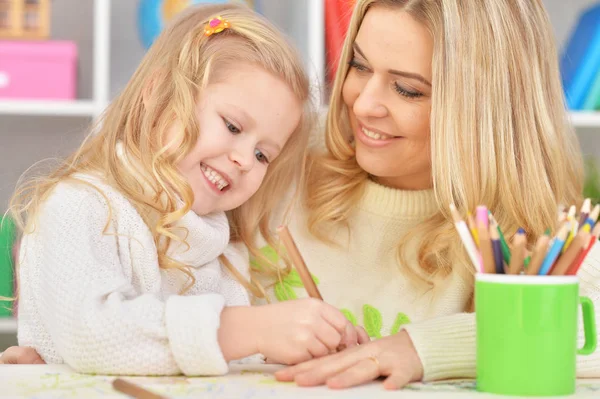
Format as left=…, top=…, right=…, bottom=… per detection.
left=1, top=0, right=599, bottom=209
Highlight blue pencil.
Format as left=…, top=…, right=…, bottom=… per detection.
left=538, top=223, right=572, bottom=275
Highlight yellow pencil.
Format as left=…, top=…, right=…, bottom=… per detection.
left=467, top=212, right=479, bottom=247
left=563, top=216, right=578, bottom=254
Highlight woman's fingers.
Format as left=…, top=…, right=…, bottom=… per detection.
left=275, top=347, right=357, bottom=383
left=325, top=357, right=381, bottom=389
left=383, top=370, right=413, bottom=390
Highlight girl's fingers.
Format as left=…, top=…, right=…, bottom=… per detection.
left=340, top=323, right=358, bottom=349
left=356, top=326, right=370, bottom=344
left=307, top=338, right=331, bottom=359
left=320, top=303, right=351, bottom=335
left=314, top=321, right=346, bottom=351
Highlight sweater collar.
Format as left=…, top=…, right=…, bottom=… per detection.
left=357, top=178, right=438, bottom=219
left=115, top=141, right=230, bottom=267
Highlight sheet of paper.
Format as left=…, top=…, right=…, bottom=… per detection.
left=1, top=364, right=600, bottom=398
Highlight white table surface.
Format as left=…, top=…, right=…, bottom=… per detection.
left=1, top=364, right=599, bottom=398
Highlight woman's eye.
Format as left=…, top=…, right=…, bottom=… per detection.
left=255, top=149, right=269, bottom=164
left=394, top=83, right=423, bottom=99
left=349, top=58, right=369, bottom=73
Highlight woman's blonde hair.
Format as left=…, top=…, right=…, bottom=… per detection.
left=306, top=0, right=583, bottom=294
left=10, top=3, right=312, bottom=296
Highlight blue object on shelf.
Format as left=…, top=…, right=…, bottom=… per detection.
left=560, top=3, right=600, bottom=110
left=137, top=0, right=230, bottom=50
left=583, top=66, right=600, bottom=110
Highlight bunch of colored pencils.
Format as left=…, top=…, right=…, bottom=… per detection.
left=450, top=199, right=600, bottom=276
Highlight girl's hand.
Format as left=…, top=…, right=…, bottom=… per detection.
left=274, top=330, right=424, bottom=390
left=0, top=346, right=45, bottom=364
left=251, top=298, right=362, bottom=365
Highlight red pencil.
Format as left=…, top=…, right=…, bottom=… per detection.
left=567, top=223, right=600, bottom=275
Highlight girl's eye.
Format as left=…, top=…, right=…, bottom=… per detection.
left=255, top=149, right=269, bottom=164
left=349, top=58, right=370, bottom=73
left=393, top=83, right=423, bottom=99
left=224, top=118, right=241, bottom=134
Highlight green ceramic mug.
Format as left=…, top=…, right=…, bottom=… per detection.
left=476, top=274, right=597, bottom=396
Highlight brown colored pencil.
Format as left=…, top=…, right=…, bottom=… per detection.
left=478, top=219, right=495, bottom=274
left=526, top=234, right=551, bottom=275
left=112, top=378, right=168, bottom=399
left=277, top=225, right=323, bottom=300
left=567, top=223, right=600, bottom=275
left=551, top=230, right=589, bottom=275
left=508, top=228, right=526, bottom=274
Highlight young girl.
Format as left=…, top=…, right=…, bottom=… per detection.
left=7, top=3, right=364, bottom=375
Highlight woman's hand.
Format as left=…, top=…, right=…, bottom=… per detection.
left=0, top=346, right=45, bottom=364
left=274, top=330, right=424, bottom=390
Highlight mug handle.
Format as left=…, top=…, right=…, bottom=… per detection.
left=578, top=296, right=597, bottom=355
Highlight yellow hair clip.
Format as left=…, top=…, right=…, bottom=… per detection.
left=204, top=16, right=231, bottom=36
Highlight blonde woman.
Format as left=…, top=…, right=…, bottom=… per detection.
left=2, top=3, right=366, bottom=375
left=274, top=0, right=600, bottom=390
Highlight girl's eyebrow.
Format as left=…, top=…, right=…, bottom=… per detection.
left=353, top=42, right=432, bottom=87
left=224, top=103, right=282, bottom=152
left=224, top=103, right=255, bottom=129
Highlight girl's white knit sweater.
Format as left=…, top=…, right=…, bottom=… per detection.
left=17, top=174, right=251, bottom=376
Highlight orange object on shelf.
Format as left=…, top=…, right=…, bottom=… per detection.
left=0, top=0, right=50, bottom=40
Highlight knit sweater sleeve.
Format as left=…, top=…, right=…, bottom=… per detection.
left=25, top=184, right=228, bottom=376
left=403, top=245, right=600, bottom=381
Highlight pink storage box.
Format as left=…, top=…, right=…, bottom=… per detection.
left=0, top=41, right=77, bottom=100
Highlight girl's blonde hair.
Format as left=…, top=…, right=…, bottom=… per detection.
left=10, top=3, right=312, bottom=296
left=306, top=0, right=583, bottom=294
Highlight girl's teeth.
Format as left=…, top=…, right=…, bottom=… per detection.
left=201, top=164, right=229, bottom=191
